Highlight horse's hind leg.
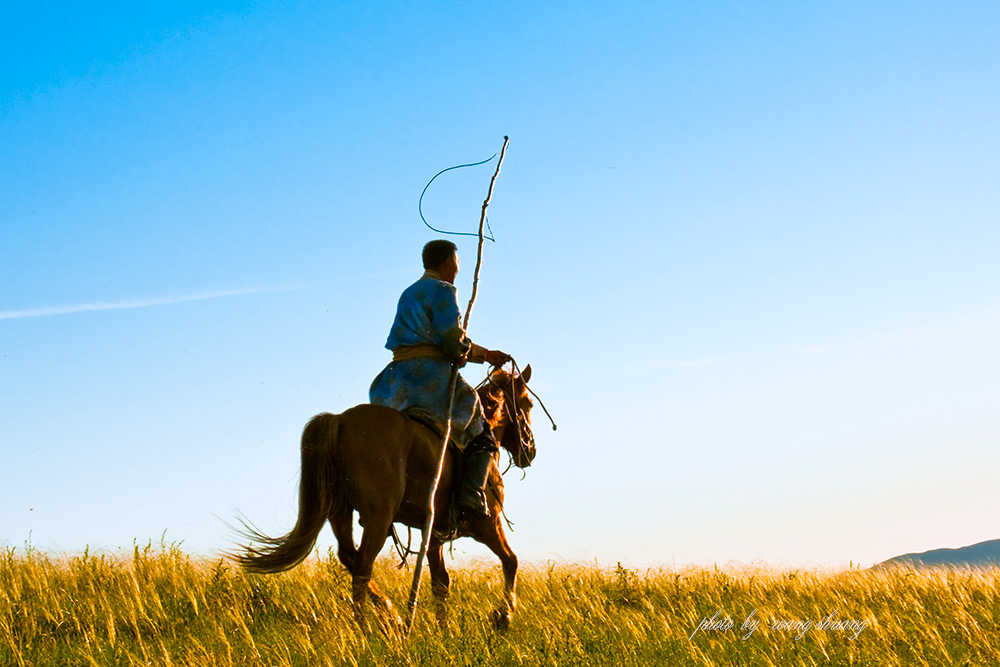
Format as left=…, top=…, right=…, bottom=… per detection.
left=330, top=506, right=397, bottom=628
left=477, top=522, right=518, bottom=631
left=351, top=514, right=401, bottom=631
left=329, top=505, right=358, bottom=574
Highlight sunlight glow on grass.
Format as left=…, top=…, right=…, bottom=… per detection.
left=2, top=544, right=999, bottom=665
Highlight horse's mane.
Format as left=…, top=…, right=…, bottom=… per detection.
left=477, top=370, right=512, bottom=431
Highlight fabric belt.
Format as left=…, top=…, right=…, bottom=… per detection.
left=392, top=344, right=447, bottom=362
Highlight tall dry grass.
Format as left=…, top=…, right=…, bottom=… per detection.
left=2, top=542, right=999, bottom=666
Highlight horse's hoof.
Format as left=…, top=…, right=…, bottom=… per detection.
left=490, top=608, right=511, bottom=632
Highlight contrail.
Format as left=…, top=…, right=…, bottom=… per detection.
left=0, top=285, right=304, bottom=321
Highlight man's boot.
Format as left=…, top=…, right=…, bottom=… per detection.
left=456, top=431, right=499, bottom=518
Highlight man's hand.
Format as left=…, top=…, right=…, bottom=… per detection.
left=485, top=349, right=511, bottom=367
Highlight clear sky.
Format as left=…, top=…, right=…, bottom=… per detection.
left=2, top=1, right=998, bottom=569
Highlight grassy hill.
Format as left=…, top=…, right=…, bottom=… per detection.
left=875, top=538, right=1000, bottom=569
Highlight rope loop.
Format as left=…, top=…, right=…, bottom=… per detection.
left=419, top=153, right=498, bottom=240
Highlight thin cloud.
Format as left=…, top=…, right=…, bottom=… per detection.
left=0, top=285, right=305, bottom=321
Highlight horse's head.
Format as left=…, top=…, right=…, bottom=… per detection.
left=479, top=364, right=537, bottom=468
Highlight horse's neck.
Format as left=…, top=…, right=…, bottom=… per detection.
left=492, top=420, right=509, bottom=446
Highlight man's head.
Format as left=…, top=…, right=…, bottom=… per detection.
left=422, top=239, right=459, bottom=284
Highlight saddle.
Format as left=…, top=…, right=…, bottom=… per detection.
left=399, top=407, right=477, bottom=543
left=401, top=407, right=463, bottom=452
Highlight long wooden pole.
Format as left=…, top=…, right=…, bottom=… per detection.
left=463, top=135, right=509, bottom=330
left=404, top=136, right=509, bottom=634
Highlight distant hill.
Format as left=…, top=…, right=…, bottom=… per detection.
left=874, top=538, right=1000, bottom=569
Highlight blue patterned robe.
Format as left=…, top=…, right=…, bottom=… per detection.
left=369, top=270, right=486, bottom=447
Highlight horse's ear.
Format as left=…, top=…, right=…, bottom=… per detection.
left=521, top=364, right=531, bottom=384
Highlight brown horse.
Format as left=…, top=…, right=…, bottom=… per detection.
left=235, top=365, right=536, bottom=631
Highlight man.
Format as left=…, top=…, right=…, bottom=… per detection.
left=369, top=239, right=510, bottom=518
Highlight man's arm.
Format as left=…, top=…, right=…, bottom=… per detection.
left=432, top=283, right=472, bottom=359
left=468, top=344, right=510, bottom=367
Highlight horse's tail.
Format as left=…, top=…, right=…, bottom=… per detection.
left=235, top=412, right=342, bottom=573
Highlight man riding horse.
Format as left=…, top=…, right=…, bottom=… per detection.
left=369, top=239, right=511, bottom=518
left=236, top=238, right=535, bottom=629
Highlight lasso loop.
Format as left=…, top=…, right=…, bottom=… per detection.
left=419, top=153, right=498, bottom=240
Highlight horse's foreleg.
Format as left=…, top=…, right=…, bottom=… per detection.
left=477, top=521, right=518, bottom=631
left=427, top=541, right=451, bottom=629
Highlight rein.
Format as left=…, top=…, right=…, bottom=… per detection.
left=511, top=358, right=557, bottom=432
left=390, top=525, right=417, bottom=568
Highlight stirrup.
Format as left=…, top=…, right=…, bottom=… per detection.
left=456, top=492, right=490, bottom=519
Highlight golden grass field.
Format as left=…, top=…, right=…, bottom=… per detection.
left=2, top=542, right=999, bottom=666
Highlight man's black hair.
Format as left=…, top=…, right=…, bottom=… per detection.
left=422, top=239, right=458, bottom=270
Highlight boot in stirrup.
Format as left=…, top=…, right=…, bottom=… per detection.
left=456, top=431, right=498, bottom=518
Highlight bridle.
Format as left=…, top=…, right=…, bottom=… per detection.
left=477, top=358, right=556, bottom=474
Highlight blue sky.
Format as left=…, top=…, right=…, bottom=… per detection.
left=2, top=1, right=998, bottom=569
